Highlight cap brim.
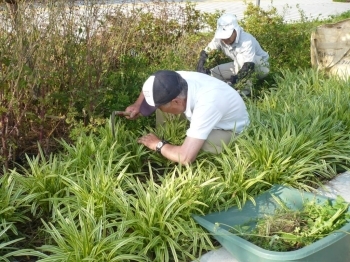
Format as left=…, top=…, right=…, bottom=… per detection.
left=215, top=28, right=234, bottom=39
left=139, top=99, right=157, bottom=116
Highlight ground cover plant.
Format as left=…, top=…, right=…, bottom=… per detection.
left=1, top=72, right=350, bottom=261
left=229, top=195, right=350, bottom=251
left=1, top=0, right=350, bottom=261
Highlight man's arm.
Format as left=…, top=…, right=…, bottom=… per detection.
left=138, top=133, right=205, bottom=165
left=196, top=50, right=209, bottom=74
left=230, top=40, right=256, bottom=84
left=196, top=38, right=222, bottom=74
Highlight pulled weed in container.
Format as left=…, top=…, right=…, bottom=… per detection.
left=230, top=195, right=350, bottom=252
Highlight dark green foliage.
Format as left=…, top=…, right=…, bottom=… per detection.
left=229, top=3, right=316, bottom=71
left=0, top=0, right=218, bottom=169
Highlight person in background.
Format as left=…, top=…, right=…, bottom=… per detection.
left=196, top=13, right=269, bottom=96
left=124, top=70, right=250, bottom=165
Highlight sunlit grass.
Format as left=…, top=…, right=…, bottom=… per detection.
left=2, top=65, right=350, bottom=262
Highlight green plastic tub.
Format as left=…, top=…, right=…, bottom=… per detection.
left=193, top=185, right=350, bottom=262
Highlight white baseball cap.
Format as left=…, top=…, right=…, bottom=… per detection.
left=214, top=14, right=239, bottom=39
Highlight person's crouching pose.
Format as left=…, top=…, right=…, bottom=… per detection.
left=124, top=70, right=250, bottom=165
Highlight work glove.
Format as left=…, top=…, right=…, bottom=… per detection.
left=229, top=62, right=255, bottom=87
left=196, top=50, right=210, bottom=74
left=230, top=75, right=239, bottom=86
left=237, top=62, right=255, bottom=80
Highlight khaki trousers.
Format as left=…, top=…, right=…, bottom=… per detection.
left=156, top=110, right=233, bottom=154
left=210, top=57, right=270, bottom=82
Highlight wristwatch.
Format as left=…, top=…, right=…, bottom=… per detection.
left=156, top=140, right=168, bottom=153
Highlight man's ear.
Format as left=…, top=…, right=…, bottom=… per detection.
left=172, top=97, right=186, bottom=106
left=171, top=97, right=180, bottom=104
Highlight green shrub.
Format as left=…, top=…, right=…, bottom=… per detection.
left=0, top=0, right=217, bottom=169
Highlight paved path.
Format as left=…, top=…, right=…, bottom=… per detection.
left=101, top=0, right=350, bottom=22
left=191, top=0, right=350, bottom=22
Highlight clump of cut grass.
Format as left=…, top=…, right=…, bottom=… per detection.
left=230, top=195, right=350, bottom=252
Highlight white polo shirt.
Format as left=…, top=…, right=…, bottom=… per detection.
left=204, top=26, right=269, bottom=75
left=177, top=71, right=250, bottom=140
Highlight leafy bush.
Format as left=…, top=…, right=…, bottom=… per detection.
left=240, top=3, right=314, bottom=71
left=0, top=0, right=212, bottom=170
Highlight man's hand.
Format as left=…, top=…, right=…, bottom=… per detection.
left=229, top=62, right=255, bottom=88
left=196, top=50, right=209, bottom=74
left=124, top=92, right=145, bottom=120
left=138, top=134, right=205, bottom=165
left=230, top=75, right=239, bottom=86
left=125, top=104, right=141, bottom=120
left=137, top=133, right=160, bottom=151
left=237, top=62, right=255, bottom=80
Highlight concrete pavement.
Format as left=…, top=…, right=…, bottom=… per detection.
left=80, top=0, right=350, bottom=23
left=192, top=0, right=350, bottom=22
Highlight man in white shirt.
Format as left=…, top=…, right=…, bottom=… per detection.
left=196, top=13, right=269, bottom=95
left=125, top=70, right=250, bottom=165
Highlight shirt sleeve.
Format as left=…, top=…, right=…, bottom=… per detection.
left=239, top=40, right=255, bottom=63
left=204, top=38, right=222, bottom=53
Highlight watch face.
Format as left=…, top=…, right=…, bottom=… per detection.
left=156, top=140, right=167, bottom=153
left=156, top=141, right=163, bottom=149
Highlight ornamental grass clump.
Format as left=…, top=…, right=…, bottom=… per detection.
left=38, top=201, right=148, bottom=262
left=2, top=69, right=350, bottom=261
left=121, top=168, right=216, bottom=261
left=0, top=173, right=47, bottom=260
left=3, top=119, right=220, bottom=261
left=233, top=69, right=350, bottom=190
